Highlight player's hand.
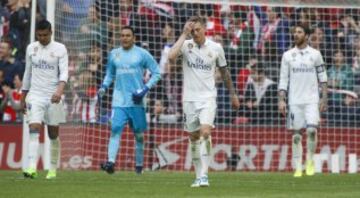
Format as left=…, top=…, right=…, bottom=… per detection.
left=183, top=21, right=194, bottom=36
left=278, top=100, right=287, bottom=116
left=132, top=86, right=149, bottom=104
left=319, top=97, right=328, bottom=112
left=20, top=100, right=26, bottom=114
left=97, top=87, right=106, bottom=98
left=231, top=94, right=240, bottom=109
left=51, top=92, right=62, bottom=104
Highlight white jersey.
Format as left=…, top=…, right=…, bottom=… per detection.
left=279, top=45, right=327, bottom=105
left=180, top=39, right=227, bottom=101
left=22, top=41, right=68, bottom=99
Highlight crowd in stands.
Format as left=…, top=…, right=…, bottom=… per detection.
left=0, top=0, right=360, bottom=127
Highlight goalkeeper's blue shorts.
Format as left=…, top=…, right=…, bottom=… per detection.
left=111, top=107, right=147, bottom=133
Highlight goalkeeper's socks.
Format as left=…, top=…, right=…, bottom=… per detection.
left=190, top=139, right=201, bottom=179
left=28, top=130, right=40, bottom=170
left=50, top=138, right=60, bottom=171
left=200, top=136, right=211, bottom=177
left=135, top=135, right=144, bottom=167
left=108, top=131, right=121, bottom=162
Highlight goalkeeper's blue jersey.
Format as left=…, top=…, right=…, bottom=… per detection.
left=102, top=45, right=161, bottom=107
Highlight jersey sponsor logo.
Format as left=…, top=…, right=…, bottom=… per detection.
left=33, top=59, right=55, bottom=70
left=116, top=65, right=136, bottom=74
left=292, top=67, right=315, bottom=73
left=187, top=57, right=211, bottom=71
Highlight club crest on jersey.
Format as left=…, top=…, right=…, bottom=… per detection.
left=291, top=52, right=296, bottom=61
left=208, top=52, right=213, bottom=58
left=115, top=53, right=121, bottom=60
left=27, top=103, right=32, bottom=110
left=34, top=47, right=38, bottom=53
left=50, top=52, right=55, bottom=58
left=188, top=43, right=193, bottom=49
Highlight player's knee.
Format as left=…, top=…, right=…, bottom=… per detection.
left=306, top=127, right=317, bottom=141
left=189, top=131, right=200, bottom=142
left=292, top=133, right=302, bottom=144
left=48, top=132, right=58, bottom=140
left=134, top=133, right=144, bottom=143
left=200, top=126, right=211, bottom=139
left=111, top=123, right=123, bottom=134
left=29, top=124, right=41, bottom=132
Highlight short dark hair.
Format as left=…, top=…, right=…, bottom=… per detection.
left=188, top=16, right=206, bottom=26
left=36, top=19, right=52, bottom=31
left=121, top=26, right=135, bottom=36
left=295, top=23, right=311, bottom=36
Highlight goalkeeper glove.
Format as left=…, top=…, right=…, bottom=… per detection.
left=97, top=86, right=106, bottom=98
left=132, top=86, right=149, bottom=104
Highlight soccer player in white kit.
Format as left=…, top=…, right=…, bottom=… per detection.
left=21, top=20, right=68, bottom=179
left=168, top=16, right=240, bottom=187
left=278, top=24, right=328, bottom=178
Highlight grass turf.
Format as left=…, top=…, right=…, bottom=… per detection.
left=0, top=170, right=359, bottom=198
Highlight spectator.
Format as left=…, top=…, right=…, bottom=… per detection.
left=7, top=0, right=30, bottom=60
left=0, top=69, right=4, bottom=120
left=327, top=50, right=354, bottom=102
left=238, top=63, right=278, bottom=124
left=0, top=73, right=22, bottom=122
left=325, top=90, right=360, bottom=127
left=0, top=39, right=23, bottom=86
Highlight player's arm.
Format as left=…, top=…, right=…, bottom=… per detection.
left=144, top=51, right=161, bottom=89
left=132, top=50, right=161, bottom=104
left=217, top=44, right=240, bottom=109
left=219, top=67, right=240, bottom=109
left=278, top=53, right=289, bottom=116
left=98, top=52, right=115, bottom=98
left=52, top=46, right=69, bottom=104
left=21, top=45, right=32, bottom=113
left=315, top=52, right=328, bottom=112
left=168, top=21, right=193, bottom=64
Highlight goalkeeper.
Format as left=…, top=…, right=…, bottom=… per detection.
left=98, top=26, right=161, bottom=174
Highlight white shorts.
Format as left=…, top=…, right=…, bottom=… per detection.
left=25, top=94, right=66, bottom=126
left=183, top=99, right=217, bottom=132
left=287, top=103, right=319, bottom=130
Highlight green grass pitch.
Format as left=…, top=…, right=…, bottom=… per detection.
left=0, top=170, right=359, bottom=198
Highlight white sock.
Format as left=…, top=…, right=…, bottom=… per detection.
left=28, top=131, right=40, bottom=170
left=50, top=138, right=60, bottom=171
left=292, top=133, right=303, bottom=171
left=190, top=139, right=201, bottom=179
left=200, top=136, right=211, bottom=177
left=306, top=128, right=317, bottom=162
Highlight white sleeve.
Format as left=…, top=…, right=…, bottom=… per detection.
left=278, top=53, right=289, bottom=91
left=21, top=45, right=32, bottom=91
left=315, top=51, right=327, bottom=83
left=216, top=44, right=227, bottom=67
left=58, top=45, right=69, bottom=83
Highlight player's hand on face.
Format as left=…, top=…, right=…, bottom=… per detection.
left=278, top=100, right=287, bottom=116
left=51, top=92, right=62, bottom=104
left=183, top=22, right=194, bottom=36
left=231, top=94, right=241, bottom=109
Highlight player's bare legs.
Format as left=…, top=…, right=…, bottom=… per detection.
left=305, top=127, right=317, bottom=176
left=47, top=125, right=60, bottom=179
left=24, top=123, right=42, bottom=178
left=292, top=130, right=303, bottom=177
